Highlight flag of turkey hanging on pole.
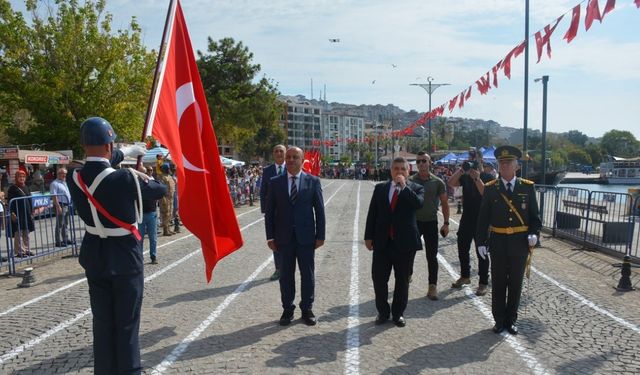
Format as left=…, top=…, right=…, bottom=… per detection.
left=145, top=0, right=243, bottom=282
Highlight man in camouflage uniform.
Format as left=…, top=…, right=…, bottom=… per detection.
left=159, top=163, right=175, bottom=236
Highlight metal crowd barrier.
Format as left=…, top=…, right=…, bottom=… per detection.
left=535, top=185, right=638, bottom=261
left=4, top=194, right=82, bottom=275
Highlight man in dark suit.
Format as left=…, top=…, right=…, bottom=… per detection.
left=265, top=146, right=326, bottom=326
left=260, top=144, right=286, bottom=281
left=68, top=117, right=167, bottom=374
left=365, top=156, right=424, bottom=327
left=476, top=145, right=541, bottom=335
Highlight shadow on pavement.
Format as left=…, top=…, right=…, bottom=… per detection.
left=266, top=321, right=393, bottom=369
left=9, top=326, right=176, bottom=375
left=153, top=278, right=271, bottom=308
left=380, top=330, right=503, bottom=374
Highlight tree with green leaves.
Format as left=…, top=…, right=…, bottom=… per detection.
left=197, top=37, right=283, bottom=161
left=0, top=0, right=156, bottom=155
left=600, top=130, right=639, bottom=158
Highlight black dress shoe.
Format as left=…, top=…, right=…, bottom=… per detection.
left=492, top=324, right=505, bottom=334
left=393, top=316, right=406, bottom=327
left=279, top=310, right=294, bottom=326
left=301, top=310, right=317, bottom=326
left=506, top=324, right=518, bottom=335
left=375, top=314, right=389, bottom=325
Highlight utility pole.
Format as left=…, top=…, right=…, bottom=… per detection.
left=411, top=77, right=449, bottom=153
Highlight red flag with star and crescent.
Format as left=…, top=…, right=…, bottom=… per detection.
left=145, top=0, right=242, bottom=282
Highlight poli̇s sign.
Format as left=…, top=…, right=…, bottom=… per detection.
left=31, top=194, right=52, bottom=209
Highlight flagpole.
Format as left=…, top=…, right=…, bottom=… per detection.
left=137, top=0, right=178, bottom=167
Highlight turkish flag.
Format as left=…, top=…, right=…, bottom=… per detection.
left=601, top=0, right=615, bottom=20
left=564, top=5, right=581, bottom=43
left=585, top=0, right=602, bottom=31
left=145, top=0, right=243, bottom=282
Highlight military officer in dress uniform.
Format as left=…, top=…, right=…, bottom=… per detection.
left=68, top=117, right=167, bottom=374
left=475, top=145, right=541, bottom=335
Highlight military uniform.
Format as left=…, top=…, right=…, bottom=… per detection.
left=68, top=117, right=167, bottom=374
left=158, top=165, right=175, bottom=236
left=476, top=145, right=541, bottom=333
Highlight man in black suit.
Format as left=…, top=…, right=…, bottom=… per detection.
left=365, top=156, right=424, bottom=327
left=260, top=144, right=286, bottom=281
left=265, top=146, right=326, bottom=326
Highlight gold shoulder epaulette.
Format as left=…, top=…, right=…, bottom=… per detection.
left=484, top=179, right=498, bottom=187
left=520, top=178, right=534, bottom=185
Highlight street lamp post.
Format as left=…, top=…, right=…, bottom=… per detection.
left=534, top=75, right=549, bottom=244
left=411, top=77, right=449, bottom=153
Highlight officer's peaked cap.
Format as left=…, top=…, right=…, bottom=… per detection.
left=80, top=117, right=117, bottom=145
left=494, top=145, right=522, bottom=161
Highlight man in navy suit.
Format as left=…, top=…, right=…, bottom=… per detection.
left=260, top=144, right=286, bottom=281
left=68, top=117, right=167, bottom=374
left=365, top=156, right=424, bottom=327
left=265, top=146, right=326, bottom=326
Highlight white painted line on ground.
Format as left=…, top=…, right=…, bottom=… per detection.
left=447, top=214, right=640, bottom=335
left=440, top=215, right=548, bottom=375
left=0, top=207, right=261, bottom=318
left=0, top=248, right=199, bottom=365
left=0, top=182, right=343, bottom=366
left=151, top=256, right=274, bottom=375
left=151, top=182, right=347, bottom=374
left=531, top=266, right=640, bottom=334
left=437, top=254, right=549, bottom=375
left=345, top=181, right=361, bottom=375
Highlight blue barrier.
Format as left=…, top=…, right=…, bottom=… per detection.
left=5, top=194, right=80, bottom=275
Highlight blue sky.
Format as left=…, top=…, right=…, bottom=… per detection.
left=10, top=0, right=640, bottom=139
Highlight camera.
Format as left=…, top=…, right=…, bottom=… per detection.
left=462, top=147, right=479, bottom=172
left=462, top=161, right=478, bottom=172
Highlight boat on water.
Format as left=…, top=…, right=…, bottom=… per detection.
left=599, top=156, right=640, bottom=185
left=526, top=170, right=566, bottom=185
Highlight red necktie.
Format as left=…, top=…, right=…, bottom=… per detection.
left=389, top=188, right=399, bottom=239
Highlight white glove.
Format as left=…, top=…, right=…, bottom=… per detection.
left=528, top=234, right=537, bottom=247
left=120, top=142, right=147, bottom=158
left=128, top=168, right=150, bottom=183
left=478, top=246, right=488, bottom=260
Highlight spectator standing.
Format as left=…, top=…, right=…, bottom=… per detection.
left=139, top=166, right=160, bottom=264
left=50, top=168, right=74, bottom=247
left=8, top=170, right=35, bottom=257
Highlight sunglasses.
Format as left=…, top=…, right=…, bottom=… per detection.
left=416, top=159, right=429, bottom=164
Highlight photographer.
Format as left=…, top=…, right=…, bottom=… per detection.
left=447, top=148, right=494, bottom=296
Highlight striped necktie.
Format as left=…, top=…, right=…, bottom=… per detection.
left=277, top=165, right=283, bottom=175
left=290, top=176, right=298, bottom=203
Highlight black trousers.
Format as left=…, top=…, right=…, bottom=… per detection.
left=457, top=213, right=490, bottom=284
left=409, top=220, right=439, bottom=284
left=489, top=233, right=529, bottom=326
left=372, top=240, right=414, bottom=319
left=88, top=273, right=143, bottom=375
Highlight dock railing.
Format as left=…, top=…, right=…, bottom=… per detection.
left=536, top=185, right=639, bottom=261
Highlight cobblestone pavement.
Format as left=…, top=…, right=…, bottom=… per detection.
left=0, top=179, right=638, bottom=374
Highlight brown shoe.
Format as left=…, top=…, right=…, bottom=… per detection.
left=427, top=284, right=438, bottom=300
left=475, top=284, right=488, bottom=296
left=451, top=277, right=471, bottom=288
